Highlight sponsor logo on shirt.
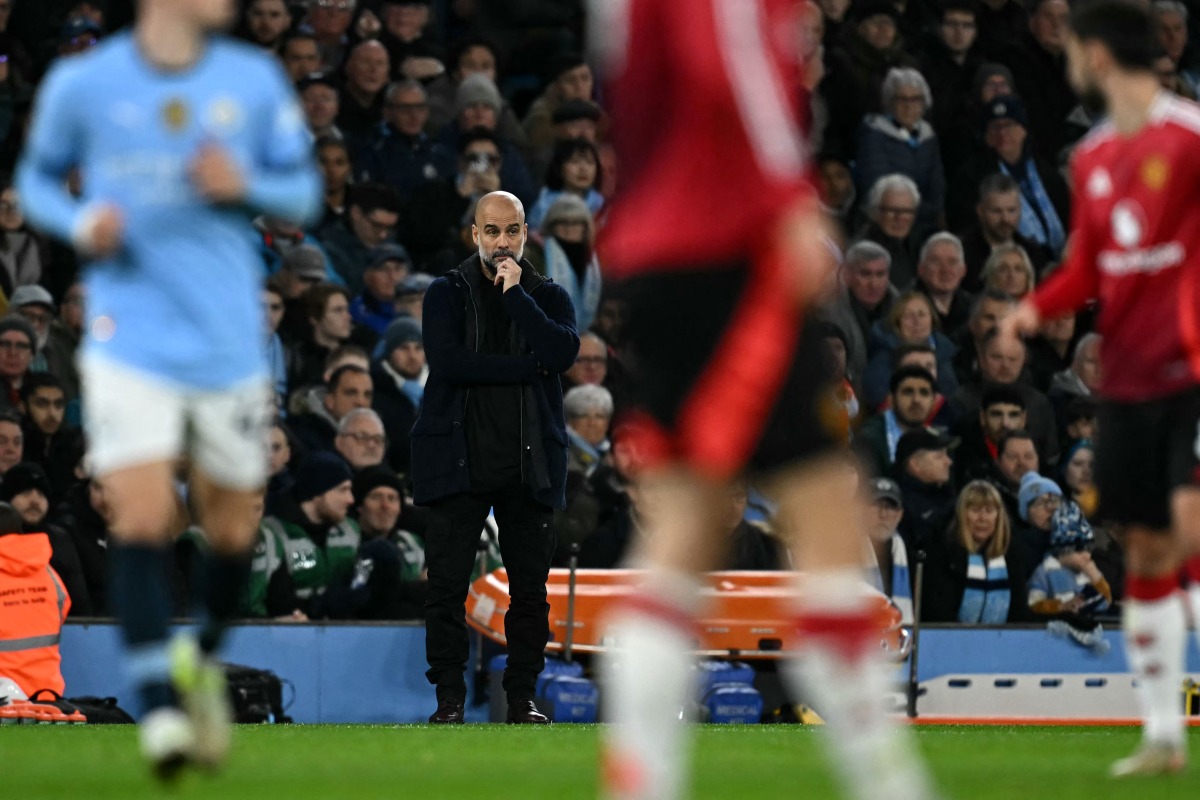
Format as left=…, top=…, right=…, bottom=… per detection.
left=1098, top=242, right=1184, bottom=276
left=161, top=98, right=189, bottom=133
left=1085, top=167, right=1112, bottom=199
left=1140, top=154, right=1169, bottom=192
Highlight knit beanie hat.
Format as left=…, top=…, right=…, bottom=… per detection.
left=379, top=316, right=423, bottom=361
left=293, top=452, right=353, bottom=503
left=456, top=73, right=502, bottom=115
left=352, top=465, right=405, bottom=506
left=0, top=316, right=37, bottom=355
left=0, top=462, right=50, bottom=502
left=1049, top=501, right=1095, bottom=554
left=1017, top=471, right=1063, bottom=522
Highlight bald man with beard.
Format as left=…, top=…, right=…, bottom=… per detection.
left=412, top=191, right=579, bottom=726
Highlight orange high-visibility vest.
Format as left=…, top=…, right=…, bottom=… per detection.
left=0, top=533, right=70, bottom=696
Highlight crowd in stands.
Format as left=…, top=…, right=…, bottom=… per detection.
left=0, top=0, right=1186, bottom=633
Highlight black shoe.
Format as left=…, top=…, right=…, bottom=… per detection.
left=506, top=699, right=550, bottom=724
left=429, top=695, right=465, bottom=724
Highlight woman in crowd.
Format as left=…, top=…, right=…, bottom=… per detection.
left=1060, top=439, right=1099, bottom=518
left=862, top=291, right=958, bottom=410
left=922, top=480, right=1032, bottom=623
left=527, top=138, right=604, bottom=230
left=980, top=242, right=1037, bottom=299
left=532, top=195, right=602, bottom=334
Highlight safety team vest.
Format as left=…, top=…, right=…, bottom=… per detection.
left=0, top=533, right=71, bottom=696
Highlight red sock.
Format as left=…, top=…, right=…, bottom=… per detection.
left=1183, top=557, right=1200, bottom=586
left=795, top=608, right=880, bottom=662
left=1126, top=571, right=1181, bottom=602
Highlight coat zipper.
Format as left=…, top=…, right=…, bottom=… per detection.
left=464, top=275, right=480, bottom=419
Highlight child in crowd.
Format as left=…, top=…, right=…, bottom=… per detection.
left=1027, top=501, right=1112, bottom=653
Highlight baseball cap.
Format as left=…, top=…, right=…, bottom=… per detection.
left=366, top=244, right=411, bottom=272
left=894, top=427, right=959, bottom=468
left=9, top=285, right=56, bottom=312
left=981, top=95, right=1028, bottom=132
left=395, top=273, right=435, bottom=297
left=871, top=477, right=903, bottom=507
left=282, top=245, right=327, bottom=281
left=552, top=99, right=602, bottom=125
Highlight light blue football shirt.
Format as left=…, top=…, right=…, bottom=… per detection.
left=17, top=33, right=321, bottom=389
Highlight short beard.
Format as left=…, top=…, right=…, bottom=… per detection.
left=1079, top=86, right=1107, bottom=117
left=478, top=242, right=524, bottom=275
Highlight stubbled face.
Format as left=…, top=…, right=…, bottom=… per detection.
left=982, top=337, right=1025, bottom=384
left=26, top=387, right=66, bottom=435
left=456, top=45, right=497, bottom=83
left=389, top=341, right=425, bottom=379
left=999, top=439, right=1038, bottom=486
left=248, top=0, right=291, bottom=45
left=12, top=489, right=48, bottom=526
left=980, top=402, right=1025, bottom=444
left=893, top=378, right=934, bottom=427
left=978, top=190, right=1021, bottom=242
left=472, top=196, right=527, bottom=271
left=283, top=38, right=320, bottom=81
left=360, top=486, right=402, bottom=534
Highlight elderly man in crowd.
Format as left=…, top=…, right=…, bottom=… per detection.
left=355, top=80, right=454, bottom=202
left=857, top=173, right=923, bottom=287
left=913, top=232, right=972, bottom=334
left=824, top=241, right=896, bottom=390
left=335, top=408, right=388, bottom=472
left=336, top=39, right=391, bottom=141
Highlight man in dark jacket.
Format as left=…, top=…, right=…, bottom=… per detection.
left=413, top=191, right=579, bottom=726
left=894, top=428, right=958, bottom=550
left=371, top=316, right=427, bottom=477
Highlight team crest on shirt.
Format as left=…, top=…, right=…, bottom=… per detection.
left=161, top=98, right=189, bottom=132
left=1111, top=200, right=1145, bottom=249
left=203, top=95, right=245, bottom=136
left=1140, top=155, right=1169, bottom=192
left=1085, top=167, right=1112, bottom=199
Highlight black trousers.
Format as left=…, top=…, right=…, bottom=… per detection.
left=424, top=485, right=555, bottom=700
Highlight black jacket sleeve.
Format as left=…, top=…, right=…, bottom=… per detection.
left=502, top=281, right=580, bottom=374
left=422, top=279, right=540, bottom=385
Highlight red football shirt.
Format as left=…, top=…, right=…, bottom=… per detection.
left=593, top=0, right=813, bottom=277
left=1031, top=93, right=1200, bottom=402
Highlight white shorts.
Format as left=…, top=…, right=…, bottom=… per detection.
left=81, top=355, right=274, bottom=490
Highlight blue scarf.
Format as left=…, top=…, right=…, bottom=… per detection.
left=566, top=427, right=606, bottom=476
left=867, top=533, right=914, bottom=624
left=884, top=408, right=903, bottom=462
left=1001, top=159, right=1066, bottom=257
left=542, top=236, right=603, bottom=334
left=958, top=553, right=1010, bottom=624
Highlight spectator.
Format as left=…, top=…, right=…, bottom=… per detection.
left=953, top=329, right=1060, bottom=464
left=377, top=0, right=437, bottom=75
left=290, top=363, right=373, bottom=455
left=997, top=0, right=1077, bottom=164
left=299, top=72, right=342, bottom=141
left=394, top=272, right=433, bottom=321
left=894, top=427, right=958, bottom=550
left=352, top=465, right=427, bottom=620
left=287, top=283, right=354, bottom=391
left=857, top=365, right=938, bottom=476
left=564, top=331, right=607, bottom=389
left=523, top=53, right=595, bottom=160
left=316, top=136, right=351, bottom=229
left=281, top=31, right=322, bottom=83
left=864, top=477, right=914, bottom=624
left=1026, top=312, right=1076, bottom=393
left=952, top=289, right=1016, bottom=385
left=922, top=479, right=1030, bottom=623
left=996, top=430, right=1041, bottom=521
left=862, top=291, right=958, bottom=411
left=8, top=285, right=53, bottom=371
left=319, top=183, right=402, bottom=294
left=527, top=99, right=604, bottom=189
left=335, top=407, right=387, bottom=471
left=304, top=0, right=355, bottom=71
left=912, top=232, right=972, bottom=335
left=1048, top=332, right=1102, bottom=404
left=43, top=281, right=82, bottom=404
left=436, top=74, right=535, bottom=206
left=721, top=482, right=784, bottom=571
left=534, top=195, right=602, bottom=334
left=1059, top=439, right=1097, bottom=516
left=1016, top=470, right=1063, bottom=560
left=816, top=152, right=858, bottom=240
left=288, top=345, right=371, bottom=420
left=354, top=80, right=455, bottom=202
left=919, top=0, right=986, bottom=170
left=255, top=214, right=342, bottom=287
left=1155, top=1, right=1200, bottom=96
left=825, top=241, right=896, bottom=390
left=855, top=68, right=945, bottom=230
left=953, top=384, right=1027, bottom=488
left=1027, top=501, right=1112, bottom=633
left=0, top=315, right=35, bottom=412
left=527, top=138, right=604, bottom=231
left=350, top=244, right=409, bottom=337
left=261, top=453, right=365, bottom=619
left=337, top=39, right=391, bottom=142
left=57, top=475, right=111, bottom=614
left=1059, top=396, right=1098, bottom=450
left=980, top=242, right=1036, bottom=299
left=263, top=283, right=288, bottom=407
left=57, top=16, right=101, bottom=58
left=242, top=0, right=292, bottom=53
left=822, top=323, right=861, bottom=436
left=271, top=245, right=328, bottom=346
left=266, top=420, right=295, bottom=515
left=371, top=316, right=426, bottom=476
left=0, top=461, right=88, bottom=615
left=948, top=95, right=1069, bottom=259
left=17, top=373, right=80, bottom=503
left=975, top=0, right=1028, bottom=59
left=856, top=174, right=923, bottom=288
left=888, top=342, right=960, bottom=429
left=0, top=184, right=42, bottom=296
left=958, top=174, right=1049, bottom=291
left=555, top=383, right=613, bottom=563
left=425, top=35, right=525, bottom=144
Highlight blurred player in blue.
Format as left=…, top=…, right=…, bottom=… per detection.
left=17, top=0, right=321, bottom=778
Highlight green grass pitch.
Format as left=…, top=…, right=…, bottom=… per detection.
left=2, top=724, right=1198, bottom=799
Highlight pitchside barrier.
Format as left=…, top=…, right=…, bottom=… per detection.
left=57, top=621, right=1200, bottom=723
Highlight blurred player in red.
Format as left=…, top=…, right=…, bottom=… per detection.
left=589, top=1, right=934, bottom=798
left=1001, top=0, right=1200, bottom=777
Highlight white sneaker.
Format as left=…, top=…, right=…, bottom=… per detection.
left=1110, top=742, right=1186, bottom=778
left=170, top=635, right=232, bottom=771
left=139, top=707, right=195, bottom=781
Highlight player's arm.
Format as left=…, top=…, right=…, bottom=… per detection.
left=15, top=64, right=122, bottom=256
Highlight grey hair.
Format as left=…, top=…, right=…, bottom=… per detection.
left=844, top=240, right=892, bottom=272
left=969, top=288, right=1016, bottom=323
left=981, top=243, right=1036, bottom=291
left=564, top=384, right=614, bottom=419
left=867, top=174, right=921, bottom=214
left=338, top=407, right=384, bottom=434
left=1154, top=0, right=1188, bottom=20
left=1072, top=332, right=1102, bottom=367
left=918, top=231, right=964, bottom=265
left=385, top=79, right=427, bottom=103
left=541, top=193, right=595, bottom=241
left=881, top=67, right=932, bottom=111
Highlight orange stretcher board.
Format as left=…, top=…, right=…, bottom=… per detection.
left=465, top=568, right=910, bottom=661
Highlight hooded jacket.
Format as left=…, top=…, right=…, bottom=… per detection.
left=412, top=253, right=579, bottom=509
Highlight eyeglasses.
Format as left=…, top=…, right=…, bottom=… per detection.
left=19, top=309, right=51, bottom=325
left=0, top=339, right=31, bottom=352
left=575, top=356, right=606, bottom=366
left=893, top=94, right=925, bottom=105
left=339, top=431, right=387, bottom=446
left=878, top=206, right=917, bottom=217
left=1032, top=494, right=1062, bottom=510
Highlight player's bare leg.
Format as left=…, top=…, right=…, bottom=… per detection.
left=1111, top=524, right=1188, bottom=777
left=772, top=456, right=935, bottom=800
left=103, top=460, right=195, bottom=779
left=599, top=468, right=728, bottom=800
left=1175, top=489, right=1200, bottom=637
